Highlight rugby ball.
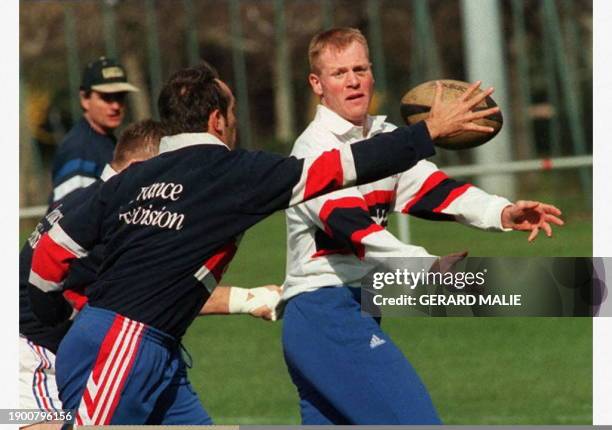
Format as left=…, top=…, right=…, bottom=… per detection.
left=400, top=79, right=503, bottom=150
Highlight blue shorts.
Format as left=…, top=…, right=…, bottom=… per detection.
left=282, top=286, right=441, bottom=425
left=55, top=305, right=212, bottom=425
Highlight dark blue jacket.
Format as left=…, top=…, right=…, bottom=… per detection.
left=50, top=117, right=116, bottom=203
left=21, top=182, right=105, bottom=353
left=30, top=126, right=434, bottom=339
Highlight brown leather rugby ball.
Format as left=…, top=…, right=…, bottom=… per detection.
left=400, top=79, right=503, bottom=150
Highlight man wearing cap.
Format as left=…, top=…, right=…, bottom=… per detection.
left=50, top=57, right=139, bottom=203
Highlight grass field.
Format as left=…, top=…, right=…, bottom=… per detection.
left=184, top=183, right=593, bottom=425
left=19, top=172, right=593, bottom=424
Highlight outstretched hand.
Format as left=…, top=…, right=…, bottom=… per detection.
left=501, top=200, right=564, bottom=242
left=424, top=80, right=500, bottom=140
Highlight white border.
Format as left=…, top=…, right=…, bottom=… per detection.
left=593, top=0, right=612, bottom=425
left=7, top=0, right=608, bottom=424
left=1, top=0, right=19, bottom=412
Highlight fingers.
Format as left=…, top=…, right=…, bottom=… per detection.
left=458, top=105, right=501, bottom=134
left=525, top=218, right=560, bottom=241
left=263, top=284, right=282, bottom=293
left=518, top=200, right=560, bottom=213
left=528, top=227, right=539, bottom=242
left=466, top=86, right=495, bottom=110
left=459, top=80, right=482, bottom=102
left=515, top=200, right=538, bottom=207
left=542, top=222, right=553, bottom=237
left=466, top=106, right=500, bottom=122
left=529, top=221, right=553, bottom=241
left=251, top=305, right=275, bottom=321
left=545, top=214, right=564, bottom=226
left=540, top=203, right=562, bottom=216
left=462, top=122, right=496, bottom=133
left=514, top=223, right=532, bottom=232
left=433, top=81, right=443, bottom=108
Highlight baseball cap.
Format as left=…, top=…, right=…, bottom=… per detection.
left=80, top=56, right=139, bottom=93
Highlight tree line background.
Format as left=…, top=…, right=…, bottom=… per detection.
left=20, top=0, right=593, bottom=209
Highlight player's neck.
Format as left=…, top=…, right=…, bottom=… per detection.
left=342, top=114, right=369, bottom=137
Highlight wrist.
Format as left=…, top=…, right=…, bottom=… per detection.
left=228, top=287, right=250, bottom=314
left=406, top=121, right=436, bottom=160
left=500, top=204, right=514, bottom=229
left=424, top=118, right=440, bottom=140
left=228, top=286, right=281, bottom=314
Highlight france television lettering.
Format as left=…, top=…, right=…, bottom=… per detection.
left=119, top=182, right=186, bottom=231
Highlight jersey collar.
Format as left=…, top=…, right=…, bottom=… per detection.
left=314, top=104, right=387, bottom=138
left=159, top=133, right=229, bottom=154
left=100, top=164, right=118, bottom=181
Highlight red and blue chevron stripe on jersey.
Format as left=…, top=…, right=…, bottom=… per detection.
left=290, top=147, right=356, bottom=206
left=400, top=171, right=472, bottom=221
left=29, top=224, right=88, bottom=292
left=27, top=340, right=59, bottom=412
left=194, top=237, right=241, bottom=292
left=303, top=150, right=344, bottom=201
left=309, top=170, right=469, bottom=261
left=63, top=287, right=88, bottom=311
left=74, top=314, right=144, bottom=425
left=362, top=189, right=396, bottom=212
left=315, top=197, right=385, bottom=259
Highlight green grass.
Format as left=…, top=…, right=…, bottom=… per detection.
left=387, top=318, right=592, bottom=424
left=389, top=212, right=592, bottom=257
left=21, top=177, right=593, bottom=424
left=183, top=206, right=593, bottom=425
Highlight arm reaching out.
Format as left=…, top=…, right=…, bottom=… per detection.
left=200, top=285, right=282, bottom=321
left=251, top=82, right=501, bottom=214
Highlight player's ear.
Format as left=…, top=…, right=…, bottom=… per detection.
left=308, top=73, right=323, bottom=97
left=208, top=109, right=226, bottom=137
left=79, top=90, right=90, bottom=111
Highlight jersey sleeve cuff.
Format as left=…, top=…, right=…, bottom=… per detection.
left=484, top=197, right=514, bottom=231
left=408, top=121, right=436, bottom=160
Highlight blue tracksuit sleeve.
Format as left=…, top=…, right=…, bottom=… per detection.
left=239, top=122, right=436, bottom=214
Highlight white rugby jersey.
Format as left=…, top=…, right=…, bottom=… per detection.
left=283, top=105, right=512, bottom=300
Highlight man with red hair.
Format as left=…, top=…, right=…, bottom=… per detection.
left=281, top=27, right=564, bottom=424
